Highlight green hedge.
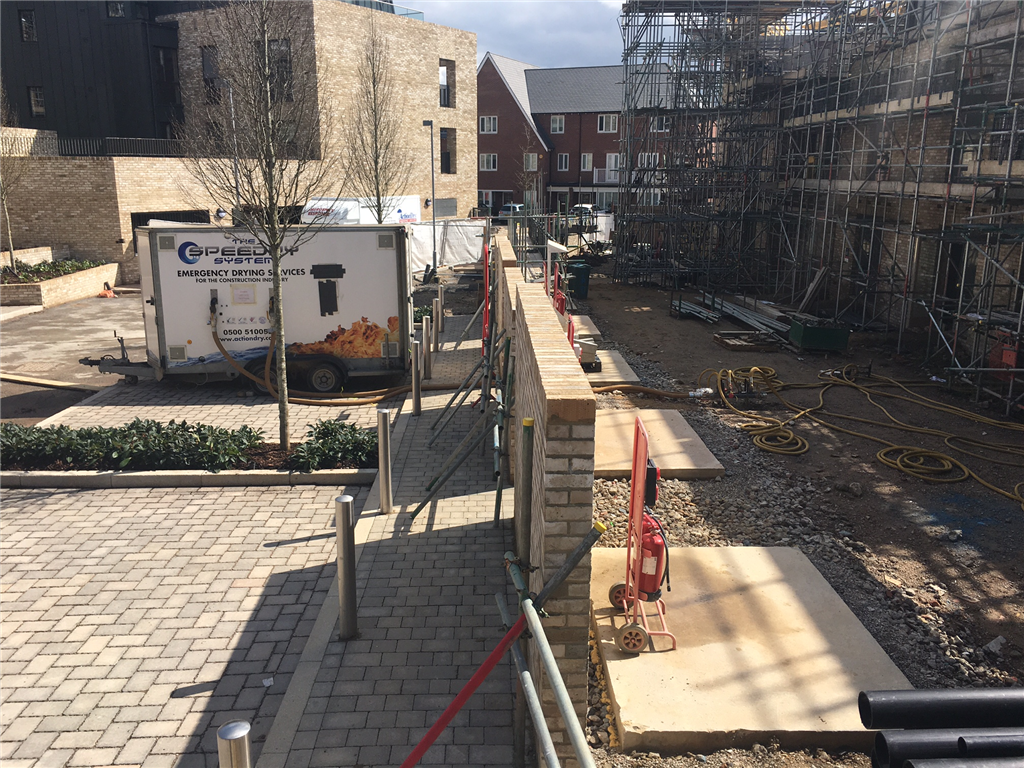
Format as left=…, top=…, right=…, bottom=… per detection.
left=290, top=420, right=378, bottom=473
left=0, top=420, right=263, bottom=471
left=0, top=419, right=377, bottom=472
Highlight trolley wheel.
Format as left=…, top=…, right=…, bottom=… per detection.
left=615, top=622, right=649, bottom=654
left=307, top=362, right=343, bottom=393
left=124, top=375, right=139, bottom=386
left=608, top=581, right=629, bottom=609
left=245, top=359, right=277, bottom=396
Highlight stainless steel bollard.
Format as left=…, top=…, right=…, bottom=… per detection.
left=437, top=283, right=445, bottom=333
left=377, top=409, right=393, bottom=515
left=217, top=720, right=251, bottom=768
left=432, top=298, right=441, bottom=352
left=411, top=340, right=422, bottom=416
left=422, top=317, right=432, bottom=380
left=335, top=495, right=358, bottom=640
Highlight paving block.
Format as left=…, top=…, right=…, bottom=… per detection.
left=591, top=547, right=911, bottom=753
left=594, top=408, right=724, bottom=479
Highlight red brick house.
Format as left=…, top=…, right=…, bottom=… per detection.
left=477, top=52, right=622, bottom=214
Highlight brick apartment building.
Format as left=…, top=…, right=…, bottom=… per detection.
left=476, top=52, right=622, bottom=215
left=2, top=0, right=476, bottom=282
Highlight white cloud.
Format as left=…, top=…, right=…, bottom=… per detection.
left=415, top=0, right=623, bottom=68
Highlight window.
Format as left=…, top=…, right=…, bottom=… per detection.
left=440, top=128, right=456, bottom=173
left=19, top=9, right=36, bottom=42
left=107, top=2, right=125, bottom=17
left=523, top=153, right=537, bottom=172
left=557, top=153, right=569, bottom=172
left=479, top=153, right=497, bottom=171
left=598, top=113, right=618, bottom=133
left=27, top=86, right=45, bottom=117
left=550, top=115, right=564, bottom=134
left=641, top=189, right=662, bottom=206
left=269, top=39, right=292, bottom=102
left=581, top=153, right=593, bottom=172
left=638, top=152, right=660, bottom=168
left=606, top=153, right=620, bottom=171
left=596, top=190, right=618, bottom=210
left=524, top=189, right=537, bottom=208
left=479, top=116, right=497, bottom=134
left=439, top=59, right=455, bottom=108
left=153, top=47, right=180, bottom=105
left=202, top=46, right=220, bottom=104
left=652, top=115, right=671, bottom=132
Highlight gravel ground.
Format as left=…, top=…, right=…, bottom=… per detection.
left=581, top=330, right=1021, bottom=765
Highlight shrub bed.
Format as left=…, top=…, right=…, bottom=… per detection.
left=1, top=258, right=105, bottom=284
left=0, top=419, right=377, bottom=472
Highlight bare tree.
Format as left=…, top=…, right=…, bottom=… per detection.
left=515, top=122, right=543, bottom=213
left=345, top=13, right=413, bottom=224
left=177, top=0, right=345, bottom=449
left=0, top=86, right=29, bottom=272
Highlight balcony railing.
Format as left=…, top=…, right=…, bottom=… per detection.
left=1, top=135, right=187, bottom=157
left=593, top=168, right=619, bottom=184
left=338, top=0, right=424, bottom=20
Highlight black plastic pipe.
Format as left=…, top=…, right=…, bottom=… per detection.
left=877, top=729, right=1022, bottom=768
left=904, top=758, right=1024, bottom=768
left=860, top=690, right=1024, bottom=729
left=960, top=734, right=1024, bottom=758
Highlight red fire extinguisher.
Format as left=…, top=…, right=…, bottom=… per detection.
left=638, top=457, right=670, bottom=602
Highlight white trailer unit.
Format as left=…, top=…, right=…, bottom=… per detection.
left=123, top=225, right=412, bottom=390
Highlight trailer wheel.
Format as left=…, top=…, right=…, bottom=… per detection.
left=245, top=359, right=277, bottom=396
left=307, top=362, right=343, bottom=393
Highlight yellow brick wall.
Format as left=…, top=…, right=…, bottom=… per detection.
left=495, top=232, right=596, bottom=766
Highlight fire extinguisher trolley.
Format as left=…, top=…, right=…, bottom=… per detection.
left=608, top=416, right=678, bottom=654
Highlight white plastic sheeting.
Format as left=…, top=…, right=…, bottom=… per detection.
left=407, top=220, right=485, bottom=275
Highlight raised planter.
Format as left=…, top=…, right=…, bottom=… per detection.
left=1, top=262, right=119, bottom=308
left=0, top=467, right=377, bottom=489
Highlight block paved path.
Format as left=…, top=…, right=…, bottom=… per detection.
left=264, top=317, right=519, bottom=768
left=1, top=485, right=369, bottom=768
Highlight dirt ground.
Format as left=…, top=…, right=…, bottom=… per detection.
left=581, top=273, right=1024, bottom=660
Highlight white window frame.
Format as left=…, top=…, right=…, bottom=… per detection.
left=550, top=114, right=565, bottom=134
left=479, top=116, right=497, bottom=134
left=523, top=153, right=538, bottom=172
left=638, top=152, right=660, bottom=168
left=598, top=113, right=618, bottom=133
left=479, top=153, right=497, bottom=171
left=580, top=153, right=593, bottom=172
left=557, top=153, right=569, bottom=172
left=606, top=153, right=620, bottom=171
left=652, top=115, right=671, bottom=132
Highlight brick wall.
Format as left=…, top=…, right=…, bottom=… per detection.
left=310, top=0, right=478, bottom=217
left=0, top=127, right=59, bottom=156
left=495, top=231, right=596, bottom=767
left=4, top=156, right=215, bottom=285
left=0, top=262, right=119, bottom=307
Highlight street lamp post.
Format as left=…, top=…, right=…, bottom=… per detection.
left=422, top=119, right=437, bottom=279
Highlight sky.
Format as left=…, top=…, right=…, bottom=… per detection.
left=414, top=0, right=624, bottom=69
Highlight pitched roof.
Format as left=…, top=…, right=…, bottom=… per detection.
left=524, top=66, right=623, bottom=114
left=482, top=53, right=538, bottom=117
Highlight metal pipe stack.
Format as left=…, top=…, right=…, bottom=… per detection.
left=860, top=689, right=1024, bottom=768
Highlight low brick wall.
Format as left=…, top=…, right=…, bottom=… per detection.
left=495, top=232, right=596, bottom=767
left=1, top=263, right=119, bottom=308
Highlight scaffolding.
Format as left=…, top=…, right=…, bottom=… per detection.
left=614, top=0, right=1024, bottom=414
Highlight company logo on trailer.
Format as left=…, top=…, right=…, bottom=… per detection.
left=178, top=241, right=201, bottom=264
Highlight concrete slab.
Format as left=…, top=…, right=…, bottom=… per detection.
left=572, top=314, right=603, bottom=340
left=591, top=547, right=912, bottom=753
left=595, top=408, right=724, bottom=479
left=587, top=349, right=640, bottom=386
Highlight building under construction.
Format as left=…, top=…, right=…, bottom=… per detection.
left=613, top=0, right=1024, bottom=414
